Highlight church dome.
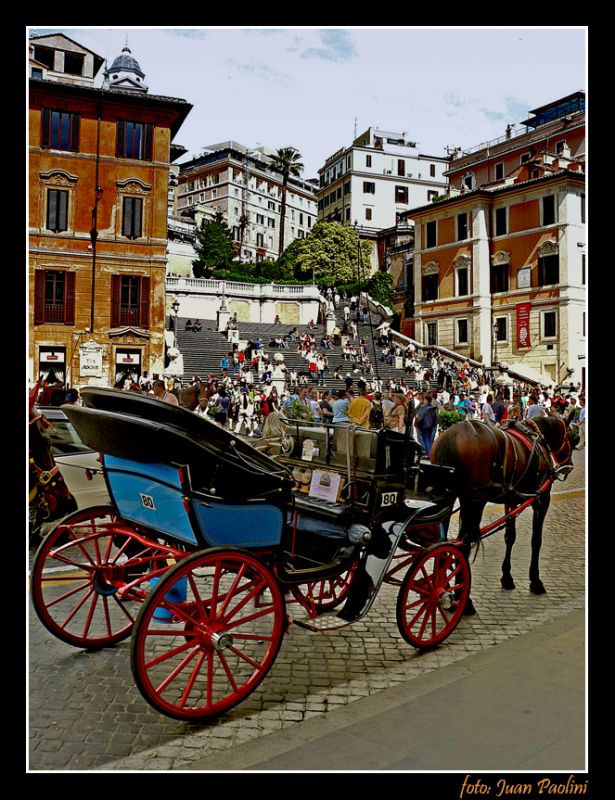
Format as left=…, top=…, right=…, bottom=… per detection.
left=109, top=46, right=145, bottom=78
left=107, top=45, right=148, bottom=92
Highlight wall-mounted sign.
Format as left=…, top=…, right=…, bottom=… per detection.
left=79, top=342, right=103, bottom=377
left=116, top=351, right=141, bottom=365
left=517, top=268, right=532, bottom=289
left=516, top=302, right=531, bottom=348
left=40, top=350, right=65, bottom=363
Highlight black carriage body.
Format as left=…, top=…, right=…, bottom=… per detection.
left=63, top=388, right=456, bottom=585
left=63, top=388, right=294, bottom=551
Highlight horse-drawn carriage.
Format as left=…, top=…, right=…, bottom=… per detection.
left=30, top=387, right=573, bottom=721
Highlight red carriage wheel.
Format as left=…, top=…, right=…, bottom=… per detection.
left=130, top=548, right=286, bottom=721
left=396, top=542, right=470, bottom=650
left=30, top=505, right=169, bottom=649
left=289, top=558, right=359, bottom=613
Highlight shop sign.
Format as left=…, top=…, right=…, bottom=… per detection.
left=79, top=342, right=103, bottom=377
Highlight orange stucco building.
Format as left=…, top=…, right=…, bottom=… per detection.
left=28, top=34, right=192, bottom=388
left=405, top=154, right=585, bottom=386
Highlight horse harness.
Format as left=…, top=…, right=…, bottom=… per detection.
left=29, top=412, right=67, bottom=502
left=476, top=419, right=556, bottom=500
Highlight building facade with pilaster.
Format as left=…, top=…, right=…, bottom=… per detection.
left=403, top=153, right=585, bottom=386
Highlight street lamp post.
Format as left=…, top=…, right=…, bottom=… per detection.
left=493, top=319, right=499, bottom=368
left=171, top=299, right=180, bottom=348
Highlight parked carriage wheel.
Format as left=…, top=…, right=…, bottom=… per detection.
left=396, top=542, right=471, bottom=650
left=30, top=505, right=170, bottom=650
left=130, top=548, right=286, bottom=721
left=289, top=558, right=359, bottom=613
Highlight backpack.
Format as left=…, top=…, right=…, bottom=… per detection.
left=369, top=402, right=384, bottom=429
left=417, top=404, right=437, bottom=430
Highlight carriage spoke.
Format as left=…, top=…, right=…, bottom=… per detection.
left=154, top=646, right=200, bottom=695
left=177, top=651, right=207, bottom=709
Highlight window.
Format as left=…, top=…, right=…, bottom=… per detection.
left=422, top=273, right=438, bottom=301
left=111, top=274, right=150, bottom=328
left=457, top=212, right=468, bottom=241
left=397, top=159, right=405, bottom=177
left=63, top=52, right=84, bottom=76
left=463, top=174, right=475, bottom=190
left=232, top=226, right=240, bottom=241
left=426, top=220, right=437, bottom=248
left=395, top=186, right=408, bottom=204
left=491, top=262, right=509, bottom=293
left=46, top=189, right=68, bottom=232
left=41, top=109, right=80, bottom=151
left=542, top=311, right=557, bottom=338
left=33, top=46, right=55, bottom=70
left=495, top=207, right=507, bottom=236
left=430, top=164, right=436, bottom=177
left=456, top=268, right=469, bottom=297
left=520, top=153, right=531, bottom=164
left=256, top=233, right=264, bottom=247
left=33, top=270, right=75, bottom=325
left=344, top=181, right=351, bottom=195
left=267, top=218, right=276, bottom=228
left=495, top=162, right=505, bottom=181
left=426, top=322, right=437, bottom=346
left=427, top=190, right=438, bottom=202
left=542, top=195, right=556, bottom=226
left=365, top=208, right=372, bottom=221
left=363, top=182, right=375, bottom=194
left=581, top=194, right=585, bottom=223
left=456, top=318, right=469, bottom=345
left=268, top=200, right=276, bottom=210
left=121, top=197, right=143, bottom=239
left=256, top=214, right=265, bottom=224
left=538, top=254, right=559, bottom=286
left=116, top=120, right=154, bottom=160
left=31, top=67, right=43, bottom=79
left=494, top=317, right=507, bottom=342
left=366, top=155, right=372, bottom=167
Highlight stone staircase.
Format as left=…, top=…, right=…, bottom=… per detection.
left=171, top=306, right=440, bottom=395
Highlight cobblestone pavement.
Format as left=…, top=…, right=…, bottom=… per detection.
left=27, top=450, right=586, bottom=771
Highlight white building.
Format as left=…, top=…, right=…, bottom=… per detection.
left=176, top=142, right=318, bottom=263
left=317, top=128, right=449, bottom=233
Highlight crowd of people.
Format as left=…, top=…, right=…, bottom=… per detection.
left=31, top=292, right=586, bottom=458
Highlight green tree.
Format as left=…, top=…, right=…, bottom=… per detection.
left=192, top=212, right=236, bottom=278
left=367, top=271, right=393, bottom=305
left=290, top=222, right=372, bottom=285
left=269, top=147, right=304, bottom=257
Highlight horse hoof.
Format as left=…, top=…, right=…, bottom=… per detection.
left=530, top=582, right=546, bottom=595
left=501, top=576, right=516, bottom=590
left=463, top=598, right=477, bottom=616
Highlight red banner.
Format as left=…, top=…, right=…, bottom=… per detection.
left=516, top=302, right=531, bottom=348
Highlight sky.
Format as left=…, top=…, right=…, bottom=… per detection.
left=28, top=26, right=587, bottom=180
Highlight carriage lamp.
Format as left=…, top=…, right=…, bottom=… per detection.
left=171, top=299, right=180, bottom=345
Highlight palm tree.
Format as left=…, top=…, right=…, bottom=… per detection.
left=269, top=147, right=304, bottom=259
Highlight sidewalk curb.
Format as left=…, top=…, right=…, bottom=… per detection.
left=183, top=608, right=586, bottom=771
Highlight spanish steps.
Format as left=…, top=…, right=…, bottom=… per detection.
left=170, top=302, right=441, bottom=395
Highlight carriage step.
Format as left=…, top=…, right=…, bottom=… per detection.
left=292, top=610, right=353, bottom=632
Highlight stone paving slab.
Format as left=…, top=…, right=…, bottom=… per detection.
left=27, top=451, right=586, bottom=771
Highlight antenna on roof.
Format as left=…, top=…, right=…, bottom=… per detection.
left=354, top=117, right=357, bottom=139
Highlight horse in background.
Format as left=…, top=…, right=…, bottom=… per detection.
left=28, top=381, right=77, bottom=544
left=430, top=416, right=573, bottom=612
left=178, top=381, right=210, bottom=411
